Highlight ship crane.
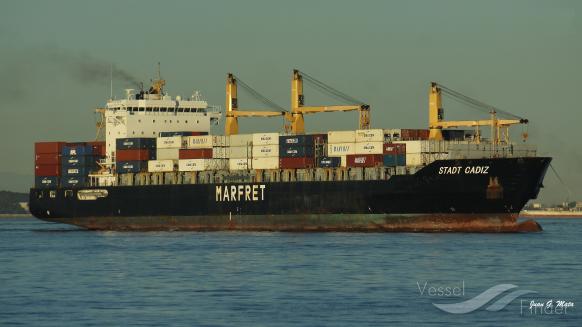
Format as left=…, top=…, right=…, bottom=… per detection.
left=428, top=82, right=528, bottom=145
left=225, top=73, right=290, bottom=136
left=290, top=69, right=370, bottom=134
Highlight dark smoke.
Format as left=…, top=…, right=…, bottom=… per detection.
left=46, top=49, right=139, bottom=87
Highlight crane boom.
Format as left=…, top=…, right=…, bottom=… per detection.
left=225, top=73, right=289, bottom=135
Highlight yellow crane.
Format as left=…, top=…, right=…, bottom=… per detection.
left=290, top=69, right=370, bottom=134
left=225, top=73, right=290, bottom=136
left=428, top=82, right=528, bottom=144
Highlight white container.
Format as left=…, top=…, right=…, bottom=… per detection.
left=328, top=130, right=356, bottom=143
left=355, top=142, right=384, bottom=154
left=327, top=143, right=356, bottom=156
left=148, top=160, right=175, bottom=172
left=212, top=135, right=229, bottom=147
left=406, top=153, right=423, bottom=166
left=178, top=159, right=206, bottom=172
left=252, top=132, right=279, bottom=146
left=205, top=159, right=229, bottom=170
left=229, top=158, right=251, bottom=170
left=212, top=147, right=230, bottom=159
left=182, top=135, right=213, bottom=149
left=355, top=129, right=384, bottom=142
left=252, top=145, right=279, bottom=158
left=394, top=140, right=423, bottom=154
left=156, top=148, right=180, bottom=160
left=252, top=157, right=279, bottom=170
left=229, top=134, right=253, bottom=147
left=156, top=136, right=182, bottom=149
left=229, top=146, right=252, bottom=159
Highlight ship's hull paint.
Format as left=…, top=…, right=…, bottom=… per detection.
left=29, top=157, right=551, bottom=232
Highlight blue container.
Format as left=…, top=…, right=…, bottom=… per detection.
left=397, top=154, right=406, bottom=166
left=116, top=160, right=147, bottom=174
left=279, top=145, right=314, bottom=158
left=116, top=138, right=156, bottom=150
left=35, top=176, right=59, bottom=188
left=61, top=144, right=93, bottom=156
left=318, top=156, right=341, bottom=168
left=279, top=135, right=314, bottom=146
left=62, top=155, right=101, bottom=166
left=383, top=154, right=398, bottom=166
left=60, top=176, right=87, bottom=188
left=61, top=165, right=96, bottom=176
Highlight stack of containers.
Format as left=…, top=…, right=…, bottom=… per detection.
left=252, top=133, right=279, bottom=169
left=116, top=138, right=156, bottom=173
left=279, top=135, right=315, bottom=169
left=60, top=143, right=103, bottom=187
left=34, top=142, right=65, bottom=188
left=383, top=143, right=406, bottom=166
left=348, top=129, right=384, bottom=168
left=178, top=135, right=228, bottom=172
left=326, top=130, right=356, bottom=167
left=229, top=134, right=253, bottom=170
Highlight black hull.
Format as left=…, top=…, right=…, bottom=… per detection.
left=29, top=157, right=551, bottom=232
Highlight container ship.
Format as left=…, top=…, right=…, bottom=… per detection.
left=29, top=70, right=551, bottom=232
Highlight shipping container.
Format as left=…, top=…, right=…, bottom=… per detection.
left=252, top=145, right=279, bottom=158
left=212, top=147, right=229, bottom=159
left=87, top=141, right=106, bottom=156
left=311, top=133, right=328, bottom=145
left=355, top=129, right=384, bottom=142
left=383, top=154, right=406, bottom=166
left=60, top=176, right=87, bottom=188
left=61, top=155, right=102, bottom=166
left=252, top=157, right=279, bottom=170
left=346, top=154, right=384, bottom=167
left=442, top=129, right=466, bottom=141
left=205, top=159, right=229, bottom=171
left=383, top=143, right=406, bottom=154
left=61, top=165, right=96, bottom=176
left=279, top=145, right=314, bottom=158
left=116, top=161, right=147, bottom=174
left=148, top=160, right=175, bottom=172
left=116, top=149, right=155, bottom=161
left=116, top=138, right=156, bottom=150
left=418, top=129, right=429, bottom=140
left=401, top=129, right=429, bottom=141
left=279, top=134, right=314, bottom=146
left=280, top=157, right=315, bottom=169
left=405, top=153, right=423, bottom=166
left=354, top=142, right=383, bottom=154
left=212, top=135, right=229, bottom=147
left=394, top=140, right=423, bottom=154
left=35, top=176, right=59, bottom=188
left=229, top=134, right=253, bottom=147
left=179, top=148, right=213, bottom=159
left=384, top=129, right=401, bottom=141
left=252, top=133, right=279, bottom=146
left=35, top=142, right=66, bottom=154
left=178, top=159, right=206, bottom=172
left=35, top=153, right=61, bottom=165
left=35, top=164, right=60, bottom=176
left=156, top=136, right=182, bottom=149
left=61, top=144, right=94, bottom=156
left=327, top=143, right=356, bottom=156
left=229, top=146, right=252, bottom=159
left=229, top=158, right=251, bottom=170
left=181, top=135, right=213, bottom=149
left=318, top=156, right=341, bottom=168
left=156, top=148, right=180, bottom=160
left=328, top=130, right=356, bottom=143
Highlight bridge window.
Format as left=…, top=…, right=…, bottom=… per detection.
left=139, top=107, right=145, bottom=112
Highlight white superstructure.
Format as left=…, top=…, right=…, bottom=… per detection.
left=103, top=83, right=221, bottom=162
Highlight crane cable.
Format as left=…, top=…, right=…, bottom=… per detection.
left=437, top=83, right=524, bottom=120
left=233, top=75, right=287, bottom=112
left=299, top=70, right=366, bottom=106
left=549, top=163, right=572, bottom=202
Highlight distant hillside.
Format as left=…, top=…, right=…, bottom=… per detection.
left=0, top=191, right=29, bottom=214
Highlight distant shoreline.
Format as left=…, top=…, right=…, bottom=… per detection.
left=0, top=214, right=33, bottom=218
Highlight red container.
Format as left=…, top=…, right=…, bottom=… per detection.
left=35, top=153, right=61, bottom=165
left=87, top=141, right=106, bottom=156
left=35, top=142, right=66, bottom=154
left=279, top=157, right=315, bottom=169
left=116, top=149, right=153, bottom=161
left=189, top=131, right=208, bottom=136
left=35, top=164, right=60, bottom=176
left=383, top=143, right=406, bottom=154
left=346, top=154, right=383, bottom=167
left=179, top=148, right=213, bottom=159
left=418, top=129, right=429, bottom=140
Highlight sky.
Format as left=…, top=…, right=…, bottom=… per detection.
left=0, top=0, right=580, bottom=202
